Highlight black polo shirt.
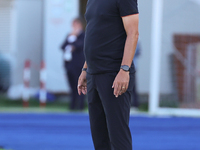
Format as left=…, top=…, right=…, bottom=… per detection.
left=84, top=0, right=138, bottom=74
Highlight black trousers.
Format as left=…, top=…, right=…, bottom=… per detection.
left=131, top=74, right=139, bottom=108
left=87, top=72, right=134, bottom=150
left=67, top=67, right=85, bottom=110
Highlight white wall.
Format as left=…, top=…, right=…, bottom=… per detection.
left=43, top=0, right=79, bottom=93
left=137, top=0, right=153, bottom=94
left=0, top=0, right=43, bottom=87
left=160, top=0, right=200, bottom=94
left=137, top=0, right=200, bottom=94
left=13, top=0, right=43, bottom=87
left=0, top=0, right=12, bottom=53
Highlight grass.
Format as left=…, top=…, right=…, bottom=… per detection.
left=138, top=102, right=148, bottom=112
left=0, top=94, right=149, bottom=113
left=0, top=94, right=85, bottom=113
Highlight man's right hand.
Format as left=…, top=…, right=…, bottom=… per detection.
left=77, top=71, right=87, bottom=95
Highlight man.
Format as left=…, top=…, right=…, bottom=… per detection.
left=78, top=0, right=139, bottom=149
left=61, top=18, right=85, bottom=110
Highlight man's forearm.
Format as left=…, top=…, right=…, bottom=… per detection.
left=121, top=14, right=139, bottom=68
left=83, top=61, right=88, bottom=69
left=121, top=34, right=138, bottom=67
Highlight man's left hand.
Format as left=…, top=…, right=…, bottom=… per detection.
left=112, top=70, right=130, bottom=97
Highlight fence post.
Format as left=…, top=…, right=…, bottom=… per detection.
left=40, top=61, right=47, bottom=107
left=22, top=60, right=31, bottom=107
left=149, top=0, right=164, bottom=114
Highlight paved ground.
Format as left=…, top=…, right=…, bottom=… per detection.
left=0, top=113, right=200, bottom=150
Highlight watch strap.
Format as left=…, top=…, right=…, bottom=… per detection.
left=120, top=65, right=130, bottom=72
left=82, top=68, right=87, bottom=71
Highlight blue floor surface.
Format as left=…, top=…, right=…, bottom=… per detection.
left=0, top=113, right=200, bottom=150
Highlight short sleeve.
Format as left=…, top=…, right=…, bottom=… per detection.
left=117, top=0, right=138, bottom=17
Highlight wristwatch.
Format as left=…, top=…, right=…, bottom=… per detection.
left=82, top=68, right=87, bottom=72
left=120, top=65, right=130, bottom=72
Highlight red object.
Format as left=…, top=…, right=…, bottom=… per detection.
left=40, top=102, right=46, bottom=107
left=23, top=101, right=29, bottom=107
left=40, top=61, right=47, bottom=107
left=23, top=60, right=31, bottom=107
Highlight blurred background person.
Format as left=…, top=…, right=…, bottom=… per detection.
left=0, top=52, right=10, bottom=93
left=60, top=17, right=85, bottom=111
